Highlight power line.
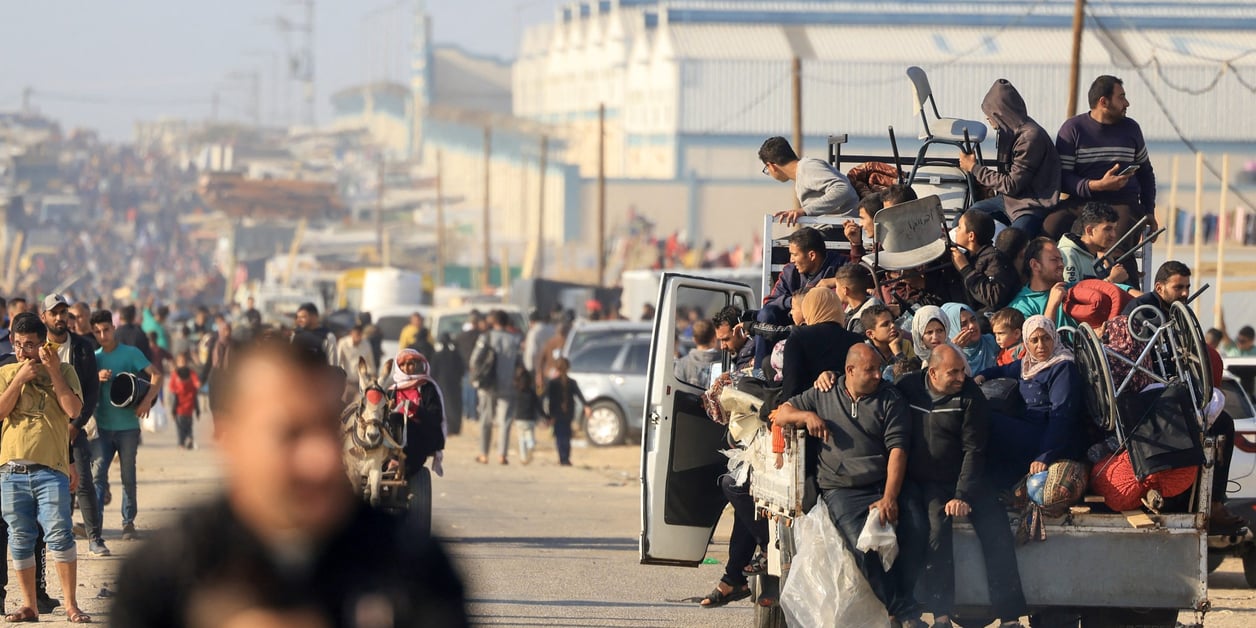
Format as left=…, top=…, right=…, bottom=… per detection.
left=1087, top=8, right=1256, bottom=212
left=1096, top=0, right=1256, bottom=65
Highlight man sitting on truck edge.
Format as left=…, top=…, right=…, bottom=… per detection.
left=774, top=344, right=925, bottom=627
left=756, top=227, right=841, bottom=371
left=759, top=136, right=859, bottom=227
left=896, top=344, right=1027, bottom=628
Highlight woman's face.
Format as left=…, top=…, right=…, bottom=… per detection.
left=955, top=310, right=979, bottom=347
left=922, top=319, right=947, bottom=350
left=1027, top=328, right=1055, bottom=361
left=399, top=359, right=421, bottom=374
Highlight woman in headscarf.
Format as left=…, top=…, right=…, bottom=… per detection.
left=976, top=315, right=1086, bottom=489
left=941, top=302, right=1001, bottom=374
left=389, top=348, right=447, bottom=478
left=780, top=288, right=863, bottom=399
left=910, top=305, right=959, bottom=369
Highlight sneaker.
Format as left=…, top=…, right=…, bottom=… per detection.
left=90, top=539, right=112, bottom=557
left=72, top=522, right=87, bottom=539
left=122, top=524, right=137, bottom=540
left=36, top=592, right=60, bottom=614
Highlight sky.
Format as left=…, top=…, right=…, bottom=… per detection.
left=0, top=0, right=563, bottom=139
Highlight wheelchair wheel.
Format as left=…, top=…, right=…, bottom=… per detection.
left=1074, top=324, right=1117, bottom=431
left=1169, top=301, right=1213, bottom=410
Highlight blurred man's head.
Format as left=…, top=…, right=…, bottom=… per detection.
left=1238, top=326, right=1256, bottom=353
left=410, top=312, right=424, bottom=330
left=120, top=304, right=138, bottom=324
left=211, top=339, right=350, bottom=542
left=91, top=310, right=117, bottom=350
left=8, top=297, right=27, bottom=318
left=296, top=303, right=320, bottom=330
left=691, top=320, right=715, bottom=349
left=71, top=303, right=93, bottom=335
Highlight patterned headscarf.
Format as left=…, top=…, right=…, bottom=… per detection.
left=1019, top=315, right=1074, bottom=380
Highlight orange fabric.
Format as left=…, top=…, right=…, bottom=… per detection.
left=997, top=344, right=1025, bottom=367
left=1090, top=451, right=1197, bottom=511
left=769, top=409, right=786, bottom=454
left=1063, top=279, right=1133, bottom=328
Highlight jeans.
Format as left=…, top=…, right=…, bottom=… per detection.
left=970, top=196, right=1046, bottom=238
left=73, top=439, right=104, bottom=543
left=92, top=428, right=141, bottom=528
left=175, top=414, right=194, bottom=448
left=899, top=481, right=1027, bottom=622
left=822, top=484, right=920, bottom=620
left=1, top=467, right=76, bottom=568
left=463, top=376, right=479, bottom=420
left=554, top=420, right=573, bottom=464
left=517, top=420, right=536, bottom=461
left=720, top=473, right=769, bottom=588
left=479, top=395, right=516, bottom=459
left=754, top=303, right=790, bottom=371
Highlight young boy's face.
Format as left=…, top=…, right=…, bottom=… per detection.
left=993, top=322, right=1022, bottom=349
left=790, top=300, right=806, bottom=326
left=865, top=313, right=899, bottom=345
left=1084, top=220, right=1119, bottom=250
left=860, top=207, right=875, bottom=239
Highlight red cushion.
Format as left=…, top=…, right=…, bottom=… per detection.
left=1064, top=279, right=1133, bottom=328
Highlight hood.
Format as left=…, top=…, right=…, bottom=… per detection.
left=1057, top=232, right=1092, bottom=257
left=980, top=79, right=1030, bottom=133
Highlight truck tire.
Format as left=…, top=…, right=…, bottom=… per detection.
left=1244, top=550, right=1256, bottom=588
left=1207, top=550, right=1226, bottom=573
left=749, top=575, right=786, bottom=628
left=754, top=602, right=786, bottom=628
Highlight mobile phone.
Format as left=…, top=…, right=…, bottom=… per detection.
left=1118, top=164, right=1140, bottom=176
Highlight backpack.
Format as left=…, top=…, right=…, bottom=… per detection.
left=469, top=334, right=498, bottom=391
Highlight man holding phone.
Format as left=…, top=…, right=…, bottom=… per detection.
left=1050, top=75, right=1157, bottom=281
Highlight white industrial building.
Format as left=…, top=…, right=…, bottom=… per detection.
left=413, top=0, right=1256, bottom=273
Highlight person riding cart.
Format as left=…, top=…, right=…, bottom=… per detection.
left=388, top=349, right=447, bottom=480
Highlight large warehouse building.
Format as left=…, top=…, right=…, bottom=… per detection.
left=418, top=0, right=1256, bottom=269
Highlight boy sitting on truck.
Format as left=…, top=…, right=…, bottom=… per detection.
left=832, top=264, right=882, bottom=336
left=1058, top=202, right=1130, bottom=286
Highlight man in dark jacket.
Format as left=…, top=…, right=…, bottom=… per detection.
left=115, top=304, right=153, bottom=363
left=896, top=345, right=1026, bottom=628
left=42, top=295, right=110, bottom=558
left=959, top=78, right=1061, bottom=238
left=755, top=227, right=841, bottom=368
left=950, top=209, right=1022, bottom=314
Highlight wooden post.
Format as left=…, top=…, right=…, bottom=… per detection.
left=597, top=103, right=606, bottom=287
left=374, top=156, right=385, bottom=257
left=1066, top=0, right=1086, bottom=118
left=791, top=56, right=803, bottom=210
left=500, top=245, right=510, bottom=298
left=435, top=150, right=446, bottom=287
left=1166, top=154, right=1180, bottom=261
left=1214, top=153, right=1231, bottom=327
left=283, top=218, right=308, bottom=286
left=1193, top=152, right=1204, bottom=315
left=482, top=127, right=492, bottom=290
left=536, top=135, right=548, bottom=278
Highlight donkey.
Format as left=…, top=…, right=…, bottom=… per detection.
left=343, top=356, right=402, bottom=506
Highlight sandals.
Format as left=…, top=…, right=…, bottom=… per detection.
left=699, top=584, right=751, bottom=608
left=475, top=455, right=488, bottom=464
left=742, top=550, right=767, bottom=575
left=68, top=609, right=92, bottom=624
left=4, top=607, right=37, bottom=623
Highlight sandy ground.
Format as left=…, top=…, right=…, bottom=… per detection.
left=11, top=416, right=1256, bottom=626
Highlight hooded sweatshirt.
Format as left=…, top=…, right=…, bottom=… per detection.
left=1058, top=232, right=1099, bottom=283
left=971, top=79, right=1061, bottom=223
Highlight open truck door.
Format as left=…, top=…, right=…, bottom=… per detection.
left=640, top=273, right=754, bottom=566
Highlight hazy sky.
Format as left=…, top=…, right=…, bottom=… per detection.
left=0, top=0, right=563, bottom=139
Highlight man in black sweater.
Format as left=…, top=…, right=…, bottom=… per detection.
left=895, top=345, right=1026, bottom=628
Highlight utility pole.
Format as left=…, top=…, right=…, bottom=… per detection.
left=597, top=103, right=607, bottom=287
left=375, top=156, right=386, bottom=261
left=791, top=56, right=803, bottom=209
left=302, top=0, right=316, bottom=126
left=536, top=135, right=548, bottom=278
left=481, top=127, right=492, bottom=290
left=435, top=150, right=446, bottom=287
left=1066, top=0, right=1086, bottom=118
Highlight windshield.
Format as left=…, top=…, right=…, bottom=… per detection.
left=1221, top=379, right=1255, bottom=420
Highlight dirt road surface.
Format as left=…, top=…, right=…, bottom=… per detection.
left=17, top=418, right=1256, bottom=626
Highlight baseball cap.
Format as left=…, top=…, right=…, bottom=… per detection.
left=42, top=294, right=69, bottom=312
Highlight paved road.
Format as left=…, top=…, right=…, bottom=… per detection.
left=17, top=416, right=1256, bottom=626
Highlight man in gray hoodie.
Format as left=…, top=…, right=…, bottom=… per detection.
left=959, top=79, right=1061, bottom=238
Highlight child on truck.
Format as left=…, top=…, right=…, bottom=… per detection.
left=991, top=308, right=1026, bottom=366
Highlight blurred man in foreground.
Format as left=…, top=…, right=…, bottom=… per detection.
left=110, top=337, right=466, bottom=628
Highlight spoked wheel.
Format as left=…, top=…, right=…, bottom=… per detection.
left=1128, top=304, right=1167, bottom=343
left=1169, top=301, right=1213, bottom=410
left=1074, top=324, right=1118, bottom=431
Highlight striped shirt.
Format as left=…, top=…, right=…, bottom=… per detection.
left=1055, top=113, right=1156, bottom=215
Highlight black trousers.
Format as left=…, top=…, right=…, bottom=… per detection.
left=719, top=473, right=768, bottom=588
left=900, top=481, right=1028, bottom=622
left=1210, top=411, right=1236, bottom=503
left=822, top=484, right=920, bottom=620
left=73, top=438, right=104, bottom=543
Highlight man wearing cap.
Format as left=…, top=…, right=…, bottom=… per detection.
left=89, top=309, right=162, bottom=541
left=41, top=295, right=110, bottom=558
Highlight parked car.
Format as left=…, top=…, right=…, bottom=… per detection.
left=1222, top=361, right=1256, bottom=528
left=563, top=321, right=653, bottom=358
left=567, top=333, right=652, bottom=447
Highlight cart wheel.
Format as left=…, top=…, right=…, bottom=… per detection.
left=1074, top=324, right=1118, bottom=431
left=408, top=466, right=433, bottom=540
left=1170, top=301, right=1213, bottom=410
left=1128, top=304, right=1166, bottom=343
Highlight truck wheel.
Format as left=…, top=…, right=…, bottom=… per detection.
left=749, top=575, right=786, bottom=628
left=1207, top=550, right=1226, bottom=573
left=1244, top=550, right=1256, bottom=588
left=583, top=400, right=626, bottom=447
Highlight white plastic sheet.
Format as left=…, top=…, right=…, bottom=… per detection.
left=140, top=396, right=169, bottom=433
left=856, top=506, right=899, bottom=571
left=780, top=504, right=893, bottom=628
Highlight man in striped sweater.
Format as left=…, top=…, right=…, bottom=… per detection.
left=1049, top=75, right=1157, bottom=281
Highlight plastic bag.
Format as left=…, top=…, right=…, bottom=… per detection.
left=780, top=504, right=893, bottom=628
left=141, top=396, right=170, bottom=433
left=856, top=506, right=898, bottom=571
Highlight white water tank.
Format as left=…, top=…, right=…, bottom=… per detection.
left=361, top=267, right=424, bottom=314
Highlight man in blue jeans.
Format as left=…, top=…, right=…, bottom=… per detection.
left=90, top=309, right=162, bottom=541
left=0, top=313, right=90, bottom=622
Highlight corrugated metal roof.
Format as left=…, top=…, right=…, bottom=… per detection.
left=662, top=23, right=796, bottom=60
